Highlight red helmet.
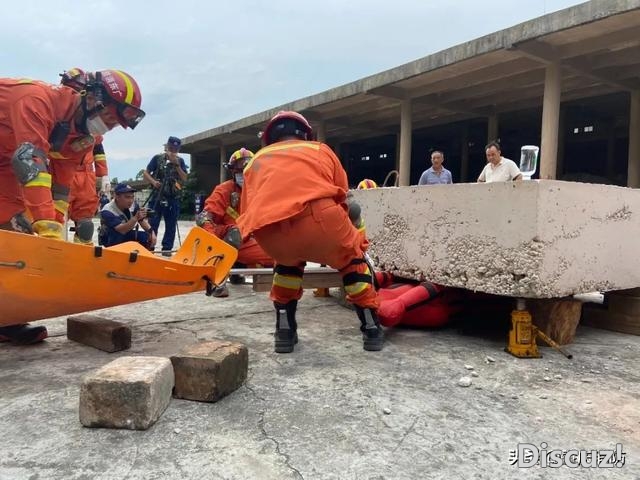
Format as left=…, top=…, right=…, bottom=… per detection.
left=262, top=111, right=313, bottom=146
left=225, top=148, right=254, bottom=171
left=60, top=67, right=88, bottom=91
left=91, top=70, right=145, bottom=130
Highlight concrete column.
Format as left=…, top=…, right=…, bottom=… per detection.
left=487, top=114, right=499, bottom=143
left=219, top=145, right=227, bottom=184
left=398, top=98, right=412, bottom=186
left=606, top=122, right=616, bottom=180
left=316, top=120, right=326, bottom=143
left=540, top=62, right=562, bottom=180
left=627, top=90, right=640, bottom=187
left=556, top=106, right=566, bottom=179
left=395, top=134, right=401, bottom=172
left=460, top=123, right=469, bottom=183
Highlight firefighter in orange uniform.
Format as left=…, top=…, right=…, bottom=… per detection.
left=197, top=148, right=273, bottom=267
left=197, top=147, right=273, bottom=296
left=52, top=68, right=111, bottom=244
left=0, top=69, right=145, bottom=344
left=237, top=111, right=384, bottom=353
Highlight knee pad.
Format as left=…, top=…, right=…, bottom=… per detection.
left=75, top=218, right=94, bottom=242
left=11, top=143, right=47, bottom=184
left=0, top=212, right=33, bottom=234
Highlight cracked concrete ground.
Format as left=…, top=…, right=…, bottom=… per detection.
left=1, top=283, right=639, bottom=480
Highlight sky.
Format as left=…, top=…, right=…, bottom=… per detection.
left=1, top=0, right=584, bottom=182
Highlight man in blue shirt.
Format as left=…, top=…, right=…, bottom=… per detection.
left=143, top=136, right=189, bottom=255
left=418, top=150, right=453, bottom=185
left=100, top=183, right=156, bottom=249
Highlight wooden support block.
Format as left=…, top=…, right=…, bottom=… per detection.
left=252, top=272, right=343, bottom=293
left=581, top=303, right=640, bottom=336
left=606, top=287, right=640, bottom=297
left=171, top=340, right=248, bottom=402
left=67, top=315, right=131, bottom=352
left=79, top=356, right=174, bottom=430
left=529, top=298, right=583, bottom=345
left=604, top=293, right=640, bottom=316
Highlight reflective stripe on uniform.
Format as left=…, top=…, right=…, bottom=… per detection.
left=344, top=282, right=370, bottom=296
left=54, top=199, right=69, bottom=215
left=25, top=172, right=52, bottom=188
left=273, top=273, right=303, bottom=290
left=244, top=142, right=321, bottom=172
left=225, top=206, right=239, bottom=220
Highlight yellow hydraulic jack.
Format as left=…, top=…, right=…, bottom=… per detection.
left=506, top=298, right=573, bottom=359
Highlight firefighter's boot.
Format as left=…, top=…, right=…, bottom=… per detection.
left=355, top=306, right=384, bottom=351
left=274, top=300, right=298, bottom=353
left=0, top=323, right=48, bottom=345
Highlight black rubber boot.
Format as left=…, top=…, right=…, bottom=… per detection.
left=274, top=300, right=298, bottom=353
left=229, top=274, right=246, bottom=285
left=0, top=324, right=48, bottom=345
left=355, top=306, right=384, bottom=351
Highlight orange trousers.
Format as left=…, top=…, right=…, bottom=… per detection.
left=0, top=161, right=26, bottom=224
left=254, top=198, right=379, bottom=309
left=237, top=237, right=274, bottom=267
left=68, top=169, right=98, bottom=221
left=203, top=222, right=273, bottom=267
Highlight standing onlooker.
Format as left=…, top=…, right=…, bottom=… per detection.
left=477, top=141, right=522, bottom=183
left=143, top=136, right=188, bottom=255
left=418, top=150, right=453, bottom=185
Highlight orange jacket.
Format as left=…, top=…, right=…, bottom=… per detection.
left=0, top=79, right=80, bottom=221
left=203, top=179, right=242, bottom=238
left=237, top=140, right=348, bottom=237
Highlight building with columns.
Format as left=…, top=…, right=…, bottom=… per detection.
left=181, top=0, right=640, bottom=192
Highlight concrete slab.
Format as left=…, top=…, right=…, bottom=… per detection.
left=1, top=285, right=639, bottom=479
left=355, top=180, right=640, bottom=298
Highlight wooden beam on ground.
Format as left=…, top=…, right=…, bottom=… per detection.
left=235, top=267, right=344, bottom=293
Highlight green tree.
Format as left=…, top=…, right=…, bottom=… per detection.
left=179, top=170, right=201, bottom=219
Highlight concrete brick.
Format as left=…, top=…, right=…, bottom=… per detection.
left=67, top=315, right=131, bottom=352
left=355, top=180, right=640, bottom=298
left=171, top=340, right=248, bottom=402
left=79, top=356, right=173, bottom=430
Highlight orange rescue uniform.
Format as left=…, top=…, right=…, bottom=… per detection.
left=0, top=79, right=79, bottom=224
left=237, top=140, right=379, bottom=309
left=202, top=179, right=272, bottom=267
left=68, top=139, right=107, bottom=222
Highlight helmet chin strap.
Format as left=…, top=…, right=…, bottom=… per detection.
left=75, top=93, right=107, bottom=135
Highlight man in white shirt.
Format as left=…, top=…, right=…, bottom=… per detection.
left=477, top=141, right=522, bottom=183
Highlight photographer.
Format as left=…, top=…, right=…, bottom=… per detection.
left=99, top=183, right=156, bottom=249
left=143, top=136, right=188, bottom=255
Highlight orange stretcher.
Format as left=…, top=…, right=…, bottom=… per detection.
left=0, top=226, right=237, bottom=325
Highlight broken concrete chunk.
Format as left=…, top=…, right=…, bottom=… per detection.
left=171, top=340, right=248, bottom=402
left=79, top=356, right=173, bottom=430
left=67, top=315, right=131, bottom=353
left=458, top=376, right=472, bottom=387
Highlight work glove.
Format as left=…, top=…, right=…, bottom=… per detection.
left=32, top=220, right=64, bottom=240
left=347, top=199, right=365, bottom=230
left=223, top=226, right=242, bottom=249
left=195, top=210, right=212, bottom=228
left=100, top=176, right=111, bottom=195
